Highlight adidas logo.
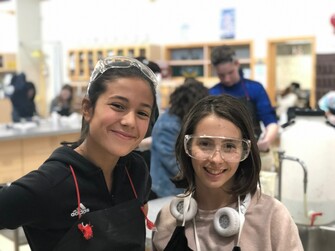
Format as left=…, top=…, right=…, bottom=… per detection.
left=71, top=203, right=90, bottom=217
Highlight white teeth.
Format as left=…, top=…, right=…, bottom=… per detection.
left=206, top=168, right=224, bottom=175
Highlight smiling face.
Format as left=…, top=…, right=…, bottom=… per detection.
left=191, top=114, right=243, bottom=191
left=83, top=77, right=154, bottom=158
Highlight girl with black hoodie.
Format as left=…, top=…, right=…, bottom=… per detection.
left=0, top=56, right=158, bottom=251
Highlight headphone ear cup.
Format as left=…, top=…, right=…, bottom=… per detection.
left=213, top=207, right=240, bottom=237
left=170, top=196, right=198, bottom=222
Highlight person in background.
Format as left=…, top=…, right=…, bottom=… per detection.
left=50, top=84, right=75, bottom=116
left=152, top=94, right=303, bottom=251
left=318, top=90, right=335, bottom=125
left=150, top=78, right=209, bottom=198
left=276, top=82, right=300, bottom=125
left=209, top=45, right=279, bottom=171
left=0, top=56, right=158, bottom=251
left=7, top=72, right=38, bottom=122
left=134, top=56, right=161, bottom=174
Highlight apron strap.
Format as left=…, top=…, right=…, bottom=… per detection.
left=125, top=167, right=156, bottom=231
left=241, top=80, right=250, bottom=101
left=69, top=165, right=94, bottom=240
left=69, top=165, right=82, bottom=219
left=69, top=164, right=156, bottom=232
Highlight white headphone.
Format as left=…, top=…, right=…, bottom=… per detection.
left=170, top=193, right=251, bottom=237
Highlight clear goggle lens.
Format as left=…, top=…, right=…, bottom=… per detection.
left=184, top=135, right=251, bottom=162
left=87, top=56, right=158, bottom=93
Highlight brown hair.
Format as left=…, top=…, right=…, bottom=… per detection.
left=173, top=94, right=261, bottom=197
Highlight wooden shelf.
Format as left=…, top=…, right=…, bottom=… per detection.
left=0, top=53, right=16, bottom=73
left=67, top=44, right=162, bottom=83
left=158, top=40, right=254, bottom=110
left=66, top=41, right=254, bottom=110
left=168, top=59, right=209, bottom=66
left=67, top=44, right=162, bottom=99
left=0, top=132, right=80, bottom=184
left=164, top=40, right=254, bottom=86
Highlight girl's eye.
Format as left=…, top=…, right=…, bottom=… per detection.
left=222, top=142, right=237, bottom=152
left=138, top=110, right=151, bottom=118
left=197, top=139, right=214, bottom=149
left=110, top=103, right=125, bottom=111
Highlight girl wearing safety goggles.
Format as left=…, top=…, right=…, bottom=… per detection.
left=152, top=94, right=303, bottom=251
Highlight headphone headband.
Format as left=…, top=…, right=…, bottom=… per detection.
left=170, top=193, right=251, bottom=236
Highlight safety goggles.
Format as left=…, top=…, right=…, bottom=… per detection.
left=184, top=135, right=251, bottom=162
left=87, top=56, right=158, bottom=93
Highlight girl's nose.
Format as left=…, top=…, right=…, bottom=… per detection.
left=121, top=111, right=136, bottom=127
left=210, top=148, right=225, bottom=161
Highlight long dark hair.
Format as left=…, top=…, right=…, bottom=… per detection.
left=68, top=66, right=157, bottom=147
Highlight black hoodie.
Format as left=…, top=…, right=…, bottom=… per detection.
left=9, top=73, right=37, bottom=121
left=0, top=145, right=151, bottom=251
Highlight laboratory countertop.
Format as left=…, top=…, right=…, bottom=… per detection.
left=0, top=116, right=81, bottom=141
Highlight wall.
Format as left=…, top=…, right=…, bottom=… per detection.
left=38, top=0, right=335, bottom=54
left=0, top=1, right=16, bottom=52
left=1, top=0, right=335, bottom=108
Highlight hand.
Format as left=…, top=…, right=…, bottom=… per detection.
left=258, top=123, right=279, bottom=152
left=136, top=137, right=152, bottom=152
left=257, top=138, right=270, bottom=152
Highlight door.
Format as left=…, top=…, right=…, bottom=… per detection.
left=267, top=37, right=316, bottom=108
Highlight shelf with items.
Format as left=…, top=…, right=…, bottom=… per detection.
left=104, top=44, right=162, bottom=60
left=159, top=41, right=254, bottom=110
left=67, top=44, right=162, bottom=98
left=67, top=44, right=162, bottom=82
left=164, top=45, right=208, bottom=81
left=0, top=53, right=16, bottom=101
left=0, top=53, right=16, bottom=84
left=68, top=49, right=100, bottom=82
left=164, top=40, right=254, bottom=88
left=0, top=132, right=80, bottom=184
left=0, top=53, right=16, bottom=73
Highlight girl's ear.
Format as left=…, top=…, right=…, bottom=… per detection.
left=82, top=98, right=93, bottom=122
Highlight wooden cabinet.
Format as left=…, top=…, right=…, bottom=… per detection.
left=0, top=132, right=80, bottom=183
left=0, top=98, right=12, bottom=124
left=0, top=140, right=22, bottom=184
left=0, top=53, right=16, bottom=100
left=67, top=44, right=162, bottom=99
left=66, top=41, right=254, bottom=110
left=164, top=40, right=254, bottom=87
left=67, top=44, right=162, bottom=83
left=68, top=49, right=100, bottom=82
left=158, top=40, right=254, bottom=109
left=22, top=137, right=55, bottom=175
left=21, top=133, right=79, bottom=175
left=0, top=53, right=16, bottom=73
left=0, top=54, right=16, bottom=124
